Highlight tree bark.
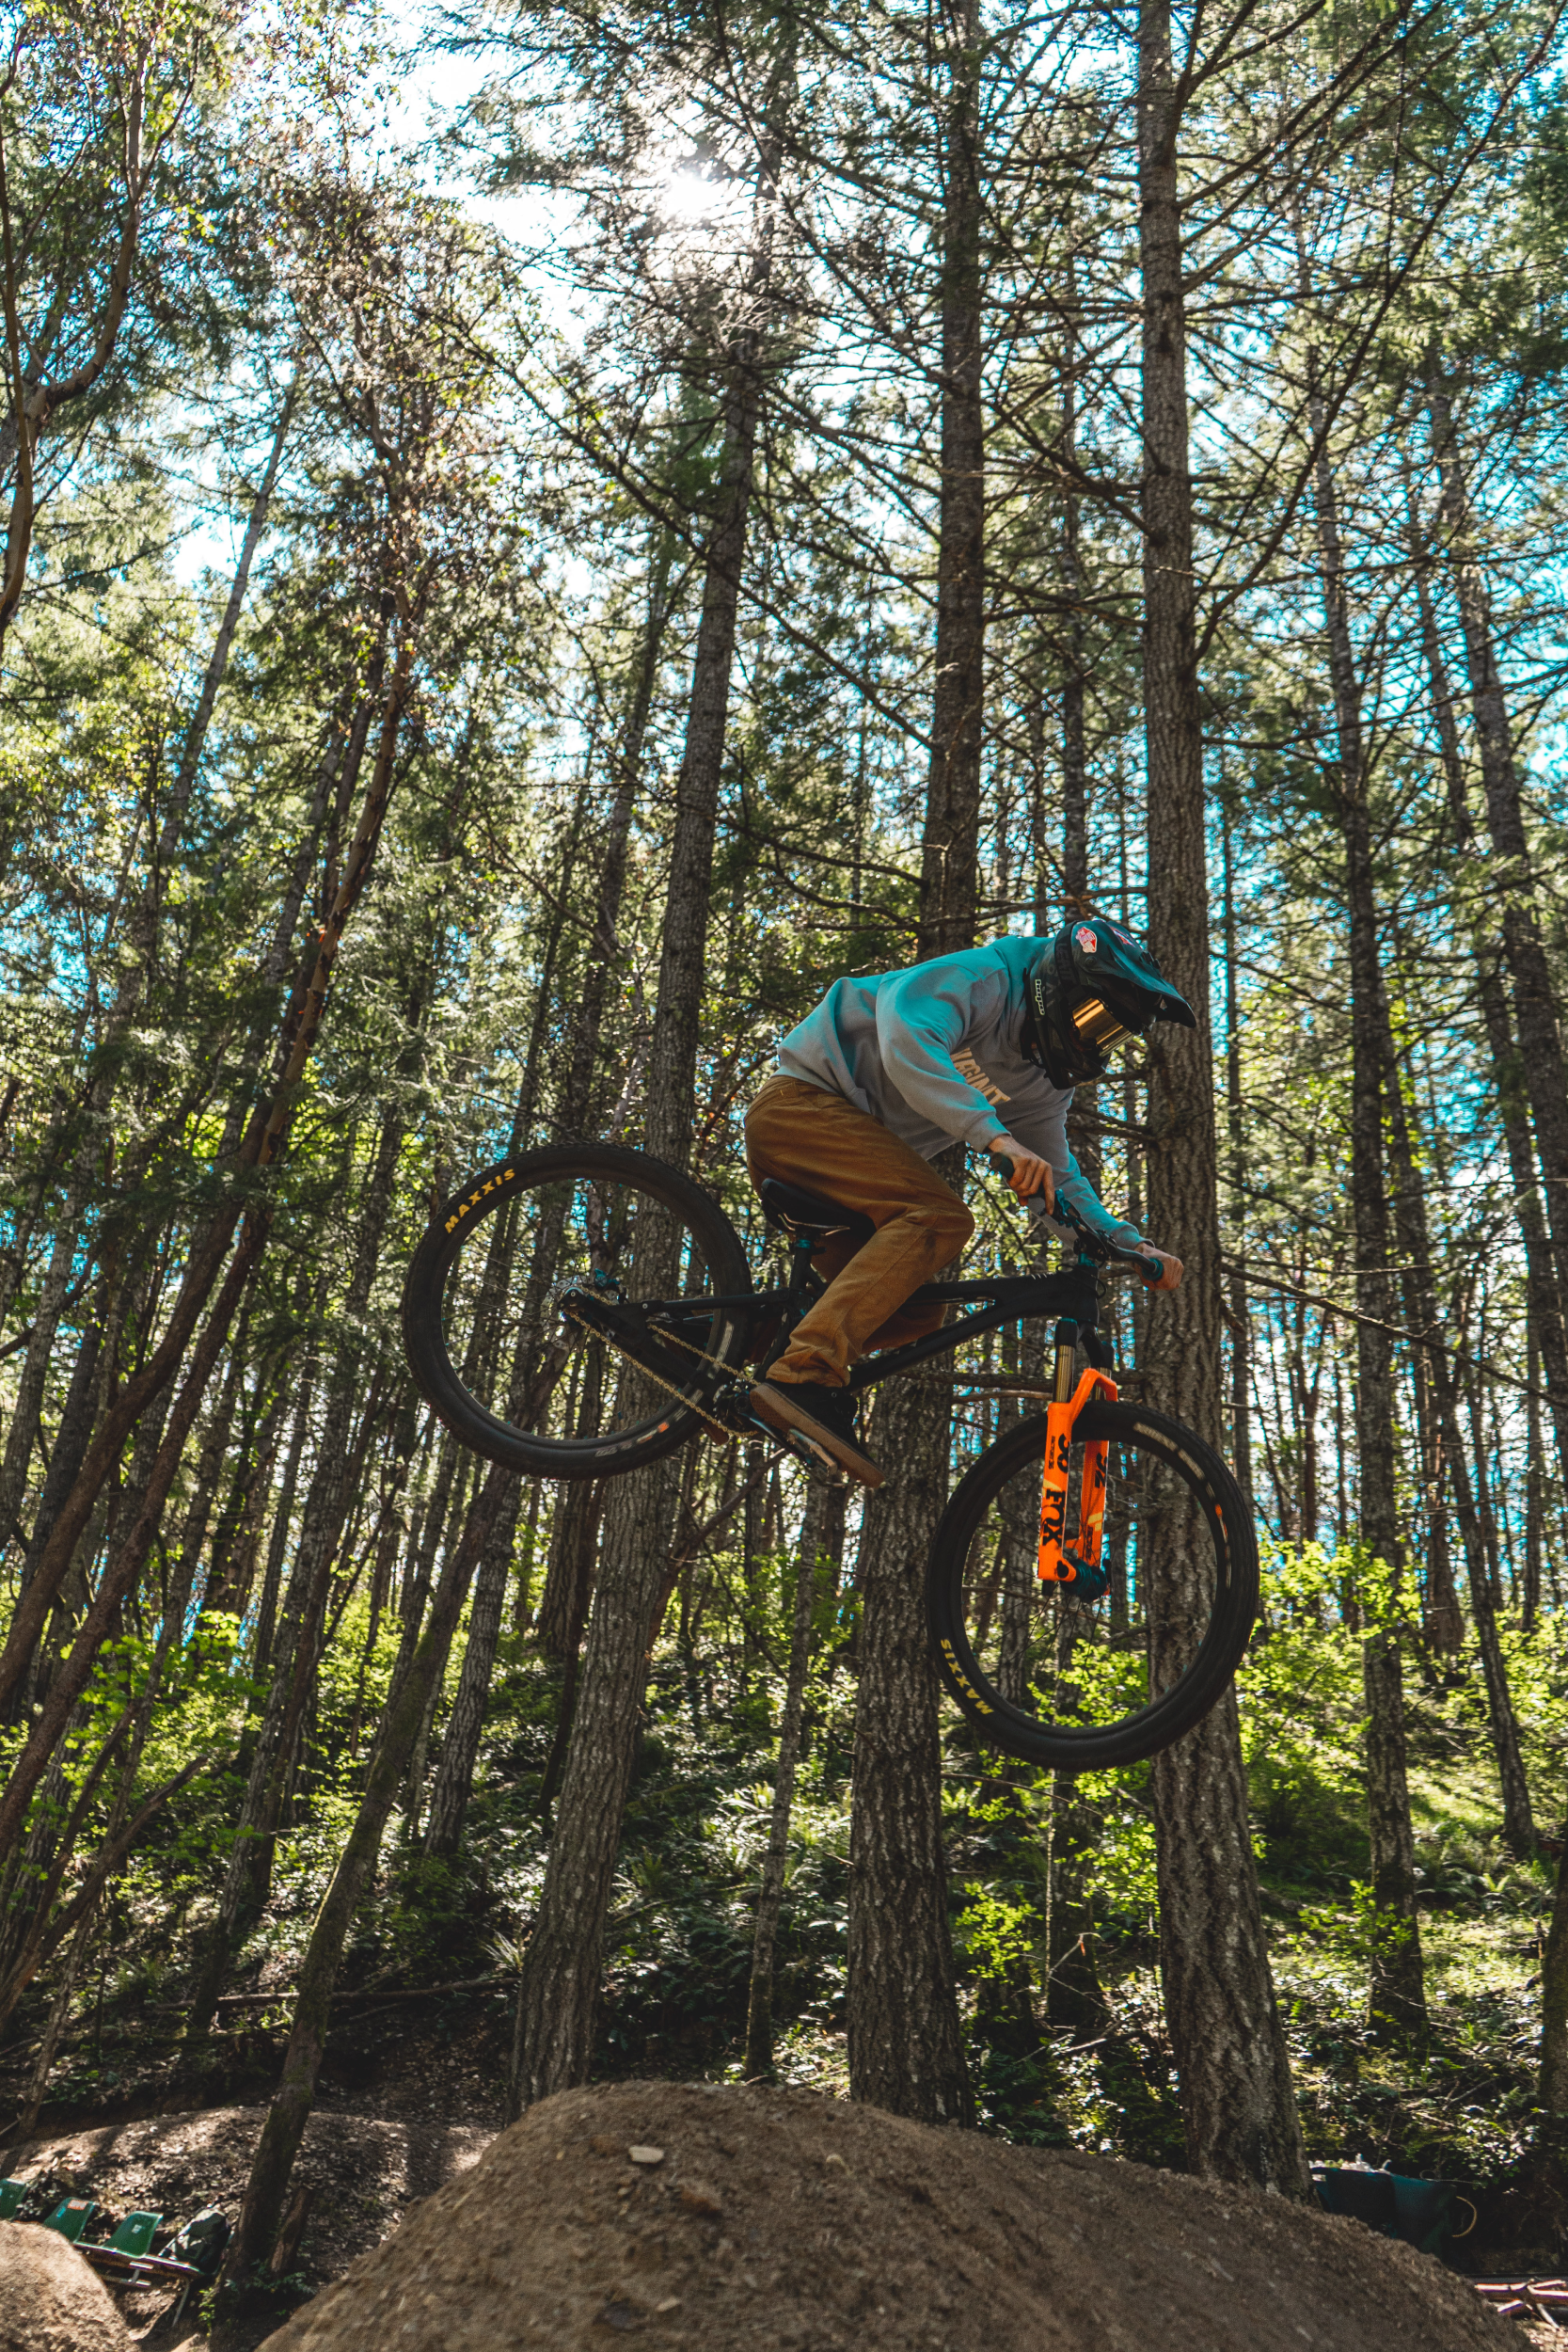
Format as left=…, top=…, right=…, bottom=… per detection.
left=211, top=1468, right=505, bottom=2331
left=1427, top=349, right=1568, bottom=1333
left=1220, top=805, right=1254, bottom=1510
left=1379, top=1000, right=1534, bottom=1854
left=1404, top=443, right=1568, bottom=1501
left=562, top=530, right=678, bottom=1140
left=915, top=0, right=984, bottom=967
left=166, top=374, right=296, bottom=819
left=507, top=1461, right=678, bottom=2111
left=1303, top=338, right=1425, bottom=2035
left=744, top=1474, right=825, bottom=2080
left=505, top=63, right=789, bottom=2115
left=847, top=1377, right=973, bottom=2124
left=1136, top=2, right=1310, bottom=2190
left=844, top=0, right=982, bottom=2131
left=1540, top=1841, right=1568, bottom=2107
left=422, top=1485, right=523, bottom=1860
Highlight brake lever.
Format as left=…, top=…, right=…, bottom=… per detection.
left=992, top=1155, right=1165, bottom=1288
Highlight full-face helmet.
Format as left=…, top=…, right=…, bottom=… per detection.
left=1022, top=916, right=1197, bottom=1087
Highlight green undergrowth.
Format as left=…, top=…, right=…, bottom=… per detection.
left=8, top=1536, right=1565, bottom=2254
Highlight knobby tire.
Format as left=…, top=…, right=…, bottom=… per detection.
left=401, top=1142, right=752, bottom=1481
left=925, top=1401, right=1259, bottom=1771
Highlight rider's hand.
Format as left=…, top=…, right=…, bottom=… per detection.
left=1144, top=1247, right=1183, bottom=1293
left=989, top=1135, right=1055, bottom=1211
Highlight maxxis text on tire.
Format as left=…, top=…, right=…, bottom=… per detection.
left=401, top=1142, right=752, bottom=1481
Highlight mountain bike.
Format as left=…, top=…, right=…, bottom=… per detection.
left=400, top=1140, right=1259, bottom=1770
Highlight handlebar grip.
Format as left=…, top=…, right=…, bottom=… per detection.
left=993, top=1151, right=1164, bottom=1286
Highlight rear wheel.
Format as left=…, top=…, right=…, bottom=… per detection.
left=401, top=1144, right=753, bottom=1481
left=925, top=1401, right=1258, bottom=1771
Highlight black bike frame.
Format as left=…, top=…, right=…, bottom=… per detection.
left=651, top=1244, right=1114, bottom=1394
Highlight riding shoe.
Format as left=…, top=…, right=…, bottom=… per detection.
left=750, top=1377, right=884, bottom=1489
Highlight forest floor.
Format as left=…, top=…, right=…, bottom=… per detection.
left=6, top=1628, right=1568, bottom=2343
left=2, top=2008, right=508, bottom=2349
left=1, top=2000, right=1562, bottom=2350
left=256, top=2075, right=1514, bottom=2352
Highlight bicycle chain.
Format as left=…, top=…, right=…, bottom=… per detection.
left=561, top=1301, right=747, bottom=1444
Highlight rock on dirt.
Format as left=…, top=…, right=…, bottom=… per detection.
left=0, top=2221, right=132, bottom=2352
left=260, top=2079, right=1512, bottom=2352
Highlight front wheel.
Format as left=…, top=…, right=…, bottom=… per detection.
left=401, top=1143, right=754, bottom=1481
left=926, top=1402, right=1258, bottom=1772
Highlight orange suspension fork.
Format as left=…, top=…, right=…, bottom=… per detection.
left=1037, top=1316, right=1117, bottom=1588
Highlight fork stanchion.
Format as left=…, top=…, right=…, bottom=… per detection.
left=1052, top=1317, right=1078, bottom=1402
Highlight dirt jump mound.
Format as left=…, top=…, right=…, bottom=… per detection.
left=261, top=2079, right=1506, bottom=2352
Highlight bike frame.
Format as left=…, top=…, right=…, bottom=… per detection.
left=611, top=1189, right=1157, bottom=1555
left=649, top=1254, right=1113, bottom=1389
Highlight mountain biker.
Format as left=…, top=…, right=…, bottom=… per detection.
left=744, top=917, right=1196, bottom=1487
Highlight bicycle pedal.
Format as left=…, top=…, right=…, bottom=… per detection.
left=710, top=1376, right=762, bottom=1436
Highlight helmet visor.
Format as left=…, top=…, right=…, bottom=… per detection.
left=1069, top=996, right=1132, bottom=1056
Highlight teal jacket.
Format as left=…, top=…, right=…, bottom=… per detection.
left=771, top=938, right=1143, bottom=1248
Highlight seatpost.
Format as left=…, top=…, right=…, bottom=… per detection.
left=1052, top=1317, right=1078, bottom=1403
left=791, top=1232, right=815, bottom=1302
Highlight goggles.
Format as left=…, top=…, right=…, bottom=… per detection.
left=1069, top=996, right=1132, bottom=1055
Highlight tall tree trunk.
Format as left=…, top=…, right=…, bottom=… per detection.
left=422, top=1486, right=524, bottom=1861
left=254, top=1364, right=316, bottom=1681
left=167, top=374, right=296, bottom=818
left=506, top=56, right=790, bottom=2113
left=1305, top=342, right=1426, bottom=2035
left=1220, top=805, right=1253, bottom=1510
left=913, top=0, right=983, bottom=972
left=1404, top=448, right=1568, bottom=1499
left=1059, top=353, right=1088, bottom=923
left=1427, top=349, right=1568, bottom=1332
left=212, top=1465, right=507, bottom=2334
left=1376, top=978, right=1534, bottom=1853
left=562, top=530, right=679, bottom=1140
left=845, top=0, right=979, bottom=2131
left=1526, top=1309, right=1544, bottom=1630
left=847, top=1376, right=973, bottom=2124
left=1135, top=4, right=1310, bottom=2189
left=744, top=1474, right=825, bottom=2080
left=0, top=1166, right=90, bottom=1549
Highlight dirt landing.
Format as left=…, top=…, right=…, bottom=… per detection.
left=261, top=2080, right=1511, bottom=2352
left=0, top=2221, right=132, bottom=2352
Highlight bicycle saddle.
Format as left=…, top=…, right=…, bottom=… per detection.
left=758, top=1178, right=875, bottom=1248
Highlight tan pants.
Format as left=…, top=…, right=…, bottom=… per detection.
left=744, top=1073, right=974, bottom=1389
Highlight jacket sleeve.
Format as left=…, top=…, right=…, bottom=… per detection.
left=873, top=959, right=1013, bottom=1149
left=998, top=1067, right=1147, bottom=1249
left=1045, top=1151, right=1146, bottom=1251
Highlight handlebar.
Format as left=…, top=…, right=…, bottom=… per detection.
left=992, top=1156, right=1166, bottom=1288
